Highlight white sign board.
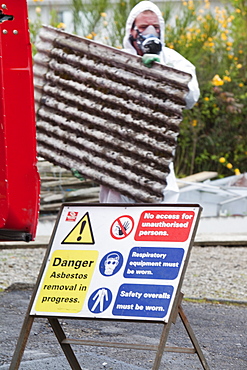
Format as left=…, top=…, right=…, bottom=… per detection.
left=31, top=204, right=201, bottom=322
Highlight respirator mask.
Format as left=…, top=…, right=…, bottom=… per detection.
left=132, top=25, right=162, bottom=55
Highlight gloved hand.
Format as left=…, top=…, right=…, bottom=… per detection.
left=71, top=168, right=84, bottom=181
left=142, top=54, right=160, bottom=68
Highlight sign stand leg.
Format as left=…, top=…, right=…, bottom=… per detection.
left=152, top=292, right=210, bottom=370
left=48, top=318, right=82, bottom=370
left=9, top=315, right=34, bottom=370
left=178, top=305, right=210, bottom=370
left=152, top=322, right=170, bottom=370
left=152, top=291, right=184, bottom=370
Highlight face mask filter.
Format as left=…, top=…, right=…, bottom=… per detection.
left=134, top=25, right=162, bottom=55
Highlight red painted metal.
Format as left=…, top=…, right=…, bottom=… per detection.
left=0, top=1, right=40, bottom=241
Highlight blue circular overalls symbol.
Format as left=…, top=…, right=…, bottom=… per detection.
left=99, top=251, right=123, bottom=277
left=88, top=287, right=112, bottom=313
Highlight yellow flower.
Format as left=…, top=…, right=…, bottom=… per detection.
left=212, top=74, right=224, bottom=86
left=235, top=8, right=241, bottom=13
left=239, top=83, right=244, bottom=87
left=219, top=157, right=226, bottom=163
left=223, top=75, right=231, bottom=82
left=100, top=12, right=107, bottom=17
left=221, top=32, right=227, bottom=41
left=204, top=97, right=209, bottom=101
left=227, top=163, right=233, bottom=169
left=192, top=119, right=197, bottom=126
left=86, top=33, right=93, bottom=39
left=237, top=63, right=242, bottom=69
left=57, top=22, right=66, bottom=29
left=188, top=0, right=194, bottom=10
left=234, top=168, right=241, bottom=175
left=35, top=7, right=41, bottom=13
left=204, top=0, right=210, bottom=9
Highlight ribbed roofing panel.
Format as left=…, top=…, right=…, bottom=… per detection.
left=34, top=26, right=191, bottom=203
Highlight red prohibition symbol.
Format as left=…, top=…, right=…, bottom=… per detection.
left=110, top=215, right=134, bottom=239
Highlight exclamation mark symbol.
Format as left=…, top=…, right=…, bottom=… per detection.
left=77, top=220, right=86, bottom=241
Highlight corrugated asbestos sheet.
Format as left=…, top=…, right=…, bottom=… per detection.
left=34, top=26, right=191, bottom=203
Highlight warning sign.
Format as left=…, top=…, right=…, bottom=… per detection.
left=110, top=215, right=134, bottom=239
left=135, top=211, right=194, bottom=242
left=62, top=212, right=94, bottom=244
left=35, top=249, right=98, bottom=313
left=14, top=204, right=210, bottom=370
left=30, top=204, right=201, bottom=322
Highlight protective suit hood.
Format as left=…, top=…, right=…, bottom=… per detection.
left=123, top=1, right=165, bottom=54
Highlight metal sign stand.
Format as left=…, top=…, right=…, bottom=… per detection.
left=10, top=292, right=210, bottom=370
left=10, top=204, right=210, bottom=370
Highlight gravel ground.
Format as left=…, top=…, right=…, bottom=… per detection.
left=0, top=246, right=246, bottom=301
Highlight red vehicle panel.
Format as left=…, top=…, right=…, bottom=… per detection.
left=0, top=1, right=40, bottom=241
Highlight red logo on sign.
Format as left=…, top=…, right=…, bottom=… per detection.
left=110, top=215, right=134, bottom=239
left=65, top=211, right=79, bottom=222
left=135, top=211, right=194, bottom=242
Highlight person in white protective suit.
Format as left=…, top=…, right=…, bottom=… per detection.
left=100, top=0, right=200, bottom=203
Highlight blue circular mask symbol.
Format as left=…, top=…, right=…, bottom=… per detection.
left=99, top=251, right=123, bottom=277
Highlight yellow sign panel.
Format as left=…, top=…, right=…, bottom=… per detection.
left=35, top=249, right=98, bottom=313
left=62, top=212, right=94, bottom=244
